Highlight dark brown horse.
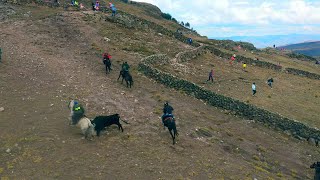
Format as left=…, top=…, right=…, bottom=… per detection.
left=163, top=116, right=178, bottom=144
left=117, top=70, right=133, bottom=88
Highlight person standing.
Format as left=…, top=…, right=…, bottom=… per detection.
left=207, top=69, right=214, bottom=82
left=242, top=62, right=247, bottom=71
left=252, top=82, right=256, bottom=96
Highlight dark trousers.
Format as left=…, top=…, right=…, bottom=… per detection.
left=253, top=90, right=256, bottom=95
left=105, top=64, right=111, bottom=73
left=207, top=75, right=213, bottom=82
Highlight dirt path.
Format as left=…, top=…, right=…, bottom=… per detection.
left=0, top=9, right=319, bottom=179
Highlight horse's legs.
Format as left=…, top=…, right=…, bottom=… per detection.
left=96, top=129, right=101, bottom=137
left=169, top=128, right=175, bottom=145
left=117, top=71, right=122, bottom=81
left=117, top=123, right=124, bottom=132
left=126, top=79, right=129, bottom=88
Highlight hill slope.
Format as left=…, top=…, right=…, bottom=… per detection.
left=279, top=41, right=320, bottom=57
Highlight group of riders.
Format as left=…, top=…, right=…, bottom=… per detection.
left=102, top=52, right=130, bottom=76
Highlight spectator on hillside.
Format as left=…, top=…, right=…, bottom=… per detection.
left=188, top=38, right=192, bottom=45
left=252, top=82, right=257, bottom=96
left=242, top=62, right=247, bottom=71
left=316, top=60, right=320, bottom=65
left=267, top=78, right=274, bottom=88
left=109, top=2, right=117, bottom=16
left=95, top=0, right=100, bottom=11
left=229, top=54, right=236, bottom=65
left=207, top=69, right=214, bottom=82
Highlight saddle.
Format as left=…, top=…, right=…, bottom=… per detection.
left=163, top=114, right=174, bottom=121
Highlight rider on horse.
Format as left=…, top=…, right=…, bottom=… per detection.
left=121, top=62, right=130, bottom=74
left=71, top=101, right=85, bottom=125
left=161, top=101, right=174, bottom=126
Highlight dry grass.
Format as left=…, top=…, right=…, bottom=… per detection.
left=159, top=53, right=320, bottom=128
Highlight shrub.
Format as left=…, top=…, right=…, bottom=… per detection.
left=161, top=13, right=172, bottom=20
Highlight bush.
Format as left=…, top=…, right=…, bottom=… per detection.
left=161, top=13, right=172, bottom=20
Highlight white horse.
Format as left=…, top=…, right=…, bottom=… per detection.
left=68, top=100, right=96, bottom=139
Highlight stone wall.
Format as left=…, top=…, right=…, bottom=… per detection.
left=138, top=54, right=320, bottom=145
left=286, top=68, right=320, bottom=80
left=176, top=46, right=207, bottom=63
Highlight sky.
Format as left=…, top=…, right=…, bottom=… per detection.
left=134, top=0, right=320, bottom=38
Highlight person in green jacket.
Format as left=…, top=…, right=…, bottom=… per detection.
left=121, top=62, right=130, bottom=72
left=72, top=101, right=85, bottom=125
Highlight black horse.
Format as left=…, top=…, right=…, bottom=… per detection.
left=117, top=70, right=133, bottom=88
left=310, top=162, right=320, bottom=180
left=103, top=58, right=112, bottom=74
left=163, top=116, right=178, bottom=145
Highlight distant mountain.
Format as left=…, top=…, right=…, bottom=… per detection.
left=211, top=34, right=320, bottom=49
left=279, top=41, right=320, bottom=57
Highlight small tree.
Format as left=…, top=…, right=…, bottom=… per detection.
left=180, top=21, right=184, bottom=26
left=171, top=18, right=178, bottom=23
left=161, top=13, right=172, bottom=20
left=185, top=22, right=190, bottom=28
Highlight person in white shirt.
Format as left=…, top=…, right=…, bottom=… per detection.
left=252, top=82, right=256, bottom=96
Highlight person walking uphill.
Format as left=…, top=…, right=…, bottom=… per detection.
left=207, top=69, right=214, bottom=82
left=252, top=82, right=257, bottom=96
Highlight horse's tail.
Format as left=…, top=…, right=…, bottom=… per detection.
left=120, top=118, right=130, bottom=124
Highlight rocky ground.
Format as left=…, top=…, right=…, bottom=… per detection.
left=0, top=3, right=319, bottom=179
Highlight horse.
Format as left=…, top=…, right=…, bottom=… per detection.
left=117, top=70, right=133, bottom=88
left=103, top=58, right=112, bottom=74
left=310, top=162, right=320, bottom=180
left=68, top=100, right=95, bottom=139
left=163, top=116, right=178, bottom=145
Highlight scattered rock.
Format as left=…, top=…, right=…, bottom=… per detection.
left=308, top=138, right=316, bottom=146
left=196, top=128, right=212, bottom=137
left=6, top=148, right=11, bottom=153
left=0, top=107, right=4, bottom=112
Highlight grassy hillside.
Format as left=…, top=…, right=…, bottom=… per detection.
left=0, top=1, right=319, bottom=179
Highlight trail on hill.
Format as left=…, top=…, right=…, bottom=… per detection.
left=0, top=7, right=319, bottom=179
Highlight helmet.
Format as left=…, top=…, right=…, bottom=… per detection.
left=164, top=101, right=168, bottom=106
